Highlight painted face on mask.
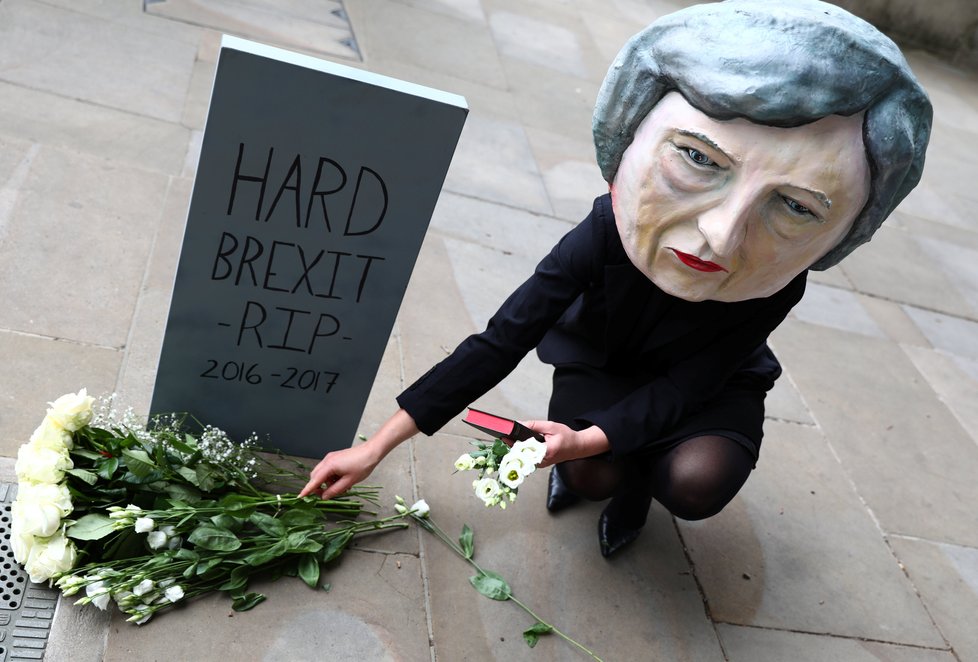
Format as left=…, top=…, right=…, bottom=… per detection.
left=610, top=92, right=871, bottom=302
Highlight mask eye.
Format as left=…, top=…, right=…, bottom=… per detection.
left=781, top=195, right=817, bottom=218
left=684, top=147, right=717, bottom=167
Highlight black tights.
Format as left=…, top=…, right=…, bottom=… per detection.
left=556, top=434, right=755, bottom=525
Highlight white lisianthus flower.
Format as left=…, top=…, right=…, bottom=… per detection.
left=498, top=454, right=532, bottom=490
left=146, top=530, right=168, bottom=550
left=108, top=504, right=143, bottom=520
left=473, top=477, right=502, bottom=507
left=127, top=604, right=153, bottom=625
left=410, top=499, right=430, bottom=518
left=164, top=585, right=185, bottom=603
left=134, top=517, right=155, bottom=533
left=12, top=482, right=73, bottom=537
left=510, top=439, right=547, bottom=466
left=84, top=580, right=111, bottom=611
left=132, top=579, right=155, bottom=597
left=454, top=454, right=477, bottom=471
left=15, top=441, right=72, bottom=485
left=394, top=503, right=407, bottom=514
left=166, top=536, right=183, bottom=551
left=29, top=417, right=73, bottom=452
left=24, top=530, right=78, bottom=583
left=474, top=456, right=487, bottom=467
left=46, top=389, right=95, bottom=432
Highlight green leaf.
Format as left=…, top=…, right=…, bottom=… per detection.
left=165, top=482, right=202, bottom=504
left=187, top=525, right=241, bottom=551
left=65, top=468, right=98, bottom=485
left=196, top=464, right=221, bottom=492
left=319, top=531, right=352, bottom=564
left=522, top=622, right=553, bottom=648
left=66, top=514, right=116, bottom=541
left=71, top=448, right=103, bottom=461
left=219, top=494, right=256, bottom=517
left=321, top=583, right=331, bottom=593
left=218, top=566, right=251, bottom=592
left=249, top=512, right=286, bottom=537
left=459, top=524, right=474, bottom=559
left=285, top=531, right=322, bottom=554
left=210, top=513, right=244, bottom=533
left=279, top=507, right=320, bottom=528
left=469, top=570, right=512, bottom=601
left=298, top=553, right=320, bottom=589
left=231, top=592, right=266, bottom=612
left=242, top=539, right=288, bottom=567
left=176, top=466, right=199, bottom=487
left=491, top=439, right=509, bottom=457
left=95, top=456, right=120, bottom=480
left=122, top=448, right=157, bottom=478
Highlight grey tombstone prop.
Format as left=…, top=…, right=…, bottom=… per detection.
left=151, top=36, right=467, bottom=457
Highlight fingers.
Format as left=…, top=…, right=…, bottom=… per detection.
left=320, top=475, right=354, bottom=500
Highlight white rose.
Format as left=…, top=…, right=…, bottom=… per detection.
left=498, top=454, right=532, bottom=490
left=13, top=482, right=73, bottom=537
left=473, top=477, right=502, bottom=507
left=30, top=418, right=73, bottom=452
left=134, top=517, right=155, bottom=533
left=24, top=530, right=78, bottom=582
left=15, top=441, right=73, bottom=484
left=454, top=454, right=477, bottom=471
left=410, top=499, right=430, bottom=518
left=164, top=585, right=185, bottom=603
left=11, top=528, right=34, bottom=564
left=510, top=439, right=546, bottom=466
left=46, top=389, right=95, bottom=432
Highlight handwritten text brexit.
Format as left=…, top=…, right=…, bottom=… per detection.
left=210, top=143, right=389, bottom=356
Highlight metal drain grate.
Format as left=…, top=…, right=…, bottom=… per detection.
left=1, top=483, right=59, bottom=661
left=144, top=0, right=362, bottom=61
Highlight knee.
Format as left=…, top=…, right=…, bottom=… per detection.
left=660, top=491, right=733, bottom=521
left=655, top=467, right=739, bottom=521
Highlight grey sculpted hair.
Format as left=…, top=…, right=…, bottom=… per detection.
left=593, top=0, right=932, bottom=270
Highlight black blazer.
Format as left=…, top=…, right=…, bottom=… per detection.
left=398, top=195, right=806, bottom=456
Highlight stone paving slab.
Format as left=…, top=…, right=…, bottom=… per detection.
left=0, top=0, right=198, bottom=124
left=771, top=320, right=978, bottom=547
left=838, top=225, right=977, bottom=321
left=677, top=421, right=943, bottom=647
left=101, top=548, right=432, bottom=662
left=414, top=431, right=726, bottom=662
left=889, top=535, right=978, bottom=662
left=902, top=345, right=978, bottom=445
left=716, top=624, right=955, bottom=662
left=0, top=80, right=191, bottom=177
left=0, top=142, right=170, bottom=348
left=0, top=330, right=120, bottom=457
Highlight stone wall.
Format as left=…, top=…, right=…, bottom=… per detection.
left=832, top=0, right=978, bottom=68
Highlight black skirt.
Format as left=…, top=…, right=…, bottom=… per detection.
left=548, top=360, right=770, bottom=464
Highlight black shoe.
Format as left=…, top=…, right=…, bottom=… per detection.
left=546, top=467, right=581, bottom=513
left=598, top=509, right=642, bottom=558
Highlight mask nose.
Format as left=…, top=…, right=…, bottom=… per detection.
left=697, top=196, right=752, bottom=258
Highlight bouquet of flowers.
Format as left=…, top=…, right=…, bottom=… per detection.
left=11, top=390, right=408, bottom=624
left=454, top=438, right=546, bottom=509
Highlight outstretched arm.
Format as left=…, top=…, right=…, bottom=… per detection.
left=299, top=408, right=419, bottom=499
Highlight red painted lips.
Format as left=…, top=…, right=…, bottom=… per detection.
left=669, top=248, right=728, bottom=273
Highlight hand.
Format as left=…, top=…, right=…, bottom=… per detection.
left=299, top=442, right=382, bottom=500
left=522, top=421, right=610, bottom=468
left=299, top=408, right=419, bottom=500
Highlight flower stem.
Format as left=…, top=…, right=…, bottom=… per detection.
left=412, top=515, right=603, bottom=661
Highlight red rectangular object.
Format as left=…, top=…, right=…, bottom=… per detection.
left=463, top=408, right=544, bottom=441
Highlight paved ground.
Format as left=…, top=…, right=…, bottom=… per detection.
left=2, top=0, right=978, bottom=660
